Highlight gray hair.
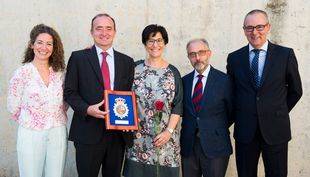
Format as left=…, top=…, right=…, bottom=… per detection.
left=186, top=38, right=210, bottom=50
left=244, top=9, right=269, bottom=26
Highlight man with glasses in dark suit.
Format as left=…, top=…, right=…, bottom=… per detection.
left=181, top=38, right=233, bottom=177
left=227, top=9, right=302, bottom=177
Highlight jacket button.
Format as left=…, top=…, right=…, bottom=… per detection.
left=256, top=97, right=260, bottom=101
left=197, top=117, right=200, bottom=120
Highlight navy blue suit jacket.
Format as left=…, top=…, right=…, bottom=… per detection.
left=227, top=42, right=302, bottom=145
left=180, top=66, right=233, bottom=158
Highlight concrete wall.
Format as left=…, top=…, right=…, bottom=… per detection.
left=1, top=0, right=309, bottom=176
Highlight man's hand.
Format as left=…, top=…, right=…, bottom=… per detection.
left=86, top=100, right=109, bottom=119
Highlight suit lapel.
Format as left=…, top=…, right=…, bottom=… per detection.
left=240, top=45, right=258, bottom=89
left=113, top=50, right=122, bottom=90
left=87, top=46, right=104, bottom=84
left=185, top=71, right=196, bottom=113
left=260, top=42, right=274, bottom=88
left=200, top=67, right=215, bottom=108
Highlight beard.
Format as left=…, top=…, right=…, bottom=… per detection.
left=194, top=62, right=207, bottom=73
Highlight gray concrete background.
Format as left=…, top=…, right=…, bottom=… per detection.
left=0, top=0, right=309, bottom=176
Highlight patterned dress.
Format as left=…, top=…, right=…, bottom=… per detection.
left=124, top=61, right=183, bottom=177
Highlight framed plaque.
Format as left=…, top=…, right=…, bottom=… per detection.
left=104, top=90, right=139, bottom=130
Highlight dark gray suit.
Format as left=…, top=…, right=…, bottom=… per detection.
left=181, top=66, right=233, bottom=177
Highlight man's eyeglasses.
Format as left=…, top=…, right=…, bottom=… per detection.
left=146, top=38, right=164, bottom=46
left=188, top=50, right=209, bottom=59
left=243, top=23, right=269, bottom=32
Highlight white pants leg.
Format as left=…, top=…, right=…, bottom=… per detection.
left=17, top=126, right=67, bottom=177
left=45, top=126, right=67, bottom=177
left=17, top=126, right=46, bottom=177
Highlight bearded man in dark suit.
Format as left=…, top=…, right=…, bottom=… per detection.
left=181, top=38, right=233, bottom=177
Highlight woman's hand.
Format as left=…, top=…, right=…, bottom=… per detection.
left=153, top=130, right=172, bottom=147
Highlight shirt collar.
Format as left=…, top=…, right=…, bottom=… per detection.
left=194, top=64, right=211, bottom=79
left=95, top=45, right=114, bottom=57
left=249, top=40, right=268, bottom=52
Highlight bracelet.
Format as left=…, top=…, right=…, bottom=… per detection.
left=166, top=128, right=174, bottom=134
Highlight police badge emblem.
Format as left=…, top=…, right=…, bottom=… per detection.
left=104, top=90, right=138, bottom=130
left=113, top=98, right=129, bottom=119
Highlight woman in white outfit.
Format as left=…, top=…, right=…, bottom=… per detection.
left=7, top=24, right=67, bottom=177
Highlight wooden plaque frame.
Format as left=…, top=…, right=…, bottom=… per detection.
left=104, top=90, right=138, bottom=130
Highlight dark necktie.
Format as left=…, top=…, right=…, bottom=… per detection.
left=251, top=49, right=260, bottom=88
left=192, top=75, right=203, bottom=112
left=101, top=52, right=111, bottom=90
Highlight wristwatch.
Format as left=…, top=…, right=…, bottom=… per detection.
left=166, top=128, right=174, bottom=134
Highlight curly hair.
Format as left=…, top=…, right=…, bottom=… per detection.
left=22, top=24, right=65, bottom=72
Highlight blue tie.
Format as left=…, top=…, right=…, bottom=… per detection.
left=251, top=49, right=260, bottom=88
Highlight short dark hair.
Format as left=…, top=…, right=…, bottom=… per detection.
left=23, top=24, right=65, bottom=72
left=91, top=13, right=116, bottom=31
left=244, top=9, right=269, bottom=26
left=142, top=24, right=168, bottom=45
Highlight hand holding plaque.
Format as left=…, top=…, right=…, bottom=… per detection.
left=104, top=90, right=139, bottom=130
left=86, top=100, right=109, bottom=119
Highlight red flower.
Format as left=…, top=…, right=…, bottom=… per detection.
left=154, top=100, right=164, bottom=111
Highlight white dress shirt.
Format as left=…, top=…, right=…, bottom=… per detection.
left=95, top=45, right=115, bottom=89
left=249, top=41, right=268, bottom=79
left=191, top=65, right=211, bottom=96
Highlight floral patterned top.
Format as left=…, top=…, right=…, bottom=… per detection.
left=126, top=61, right=183, bottom=167
left=7, top=63, right=67, bottom=130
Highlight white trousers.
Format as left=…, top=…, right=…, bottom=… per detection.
left=17, top=125, right=67, bottom=177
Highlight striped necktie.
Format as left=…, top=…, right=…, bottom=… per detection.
left=192, top=75, right=203, bottom=112
left=250, top=49, right=261, bottom=88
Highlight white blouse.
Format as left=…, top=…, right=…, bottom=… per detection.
left=7, top=63, right=67, bottom=130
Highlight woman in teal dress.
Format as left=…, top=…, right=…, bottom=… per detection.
left=124, top=24, right=183, bottom=177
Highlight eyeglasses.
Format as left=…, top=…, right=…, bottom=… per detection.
left=243, top=23, right=269, bottom=32
left=34, top=40, right=53, bottom=47
left=146, top=38, right=164, bottom=46
left=188, top=50, right=209, bottom=59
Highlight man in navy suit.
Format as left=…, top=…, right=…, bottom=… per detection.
left=181, top=38, right=233, bottom=177
left=64, top=13, right=135, bottom=177
left=227, top=9, right=302, bottom=177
